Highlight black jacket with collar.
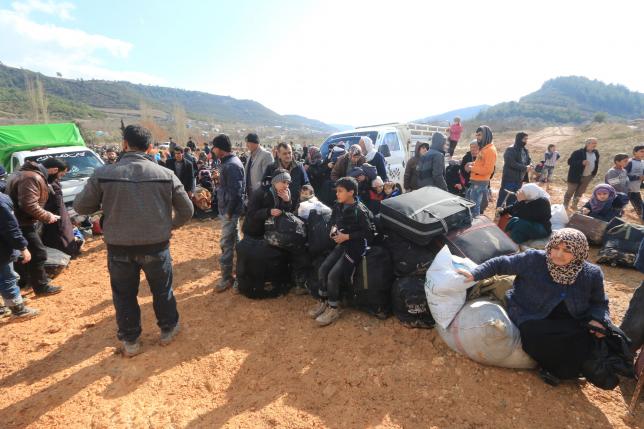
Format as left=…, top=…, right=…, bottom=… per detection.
left=567, top=148, right=600, bottom=183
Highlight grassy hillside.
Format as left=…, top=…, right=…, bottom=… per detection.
left=0, top=64, right=335, bottom=132
left=478, top=76, right=644, bottom=124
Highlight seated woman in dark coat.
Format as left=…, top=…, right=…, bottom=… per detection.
left=500, top=183, right=552, bottom=243
left=458, top=229, right=612, bottom=387
left=581, top=184, right=628, bottom=222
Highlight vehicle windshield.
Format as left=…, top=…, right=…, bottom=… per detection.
left=320, top=131, right=378, bottom=158
left=25, top=151, right=103, bottom=181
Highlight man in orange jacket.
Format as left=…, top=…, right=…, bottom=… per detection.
left=464, top=125, right=497, bottom=217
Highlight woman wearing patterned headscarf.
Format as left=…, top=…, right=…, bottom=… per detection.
left=581, top=183, right=628, bottom=222
left=458, top=228, right=612, bottom=387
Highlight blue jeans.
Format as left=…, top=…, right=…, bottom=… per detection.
left=497, top=181, right=521, bottom=208
left=0, top=262, right=23, bottom=307
left=107, top=247, right=178, bottom=342
left=219, top=215, right=240, bottom=281
left=466, top=180, right=489, bottom=218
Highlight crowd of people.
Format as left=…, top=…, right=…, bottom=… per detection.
left=0, top=122, right=642, bottom=391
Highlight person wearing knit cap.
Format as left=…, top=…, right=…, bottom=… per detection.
left=263, top=142, right=309, bottom=209
left=212, top=134, right=246, bottom=293
left=244, top=133, right=274, bottom=195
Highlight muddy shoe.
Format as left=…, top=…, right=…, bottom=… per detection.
left=9, top=304, right=39, bottom=319
left=316, top=306, right=341, bottom=326
left=34, top=285, right=63, bottom=297
left=308, top=301, right=327, bottom=319
left=1, top=306, right=12, bottom=318
left=160, top=324, right=180, bottom=346
left=122, top=339, right=142, bottom=357
left=214, top=279, right=232, bottom=293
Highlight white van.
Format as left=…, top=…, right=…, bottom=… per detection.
left=320, top=123, right=448, bottom=189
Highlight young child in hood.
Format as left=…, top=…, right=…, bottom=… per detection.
left=297, top=184, right=332, bottom=219
left=581, top=184, right=628, bottom=222
left=383, top=182, right=402, bottom=199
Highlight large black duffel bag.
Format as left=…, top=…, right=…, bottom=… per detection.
left=307, top=210, right=335, bottom=257
left=346, top=245, right=394, bottom=319
left=436, top=215, right=519, bottom=264
left=236, top=237, right=291, bottom=298
left=383, top=231, right=437, bottom=276
left=379, top=187, right=475, bottom=245
left=264, top=212, right=307, bottom=250
left=597, top=218, right=644, bottom=268
left=391, top=276, right=435, bottom=329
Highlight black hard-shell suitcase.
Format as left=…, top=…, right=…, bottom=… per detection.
left=383, top=230, right=437, bottom=276
left=437, top=216, right=519, bottom=264
left=379, top=187, right=475, bottom=245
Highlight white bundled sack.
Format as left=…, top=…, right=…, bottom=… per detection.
left=297, top=197, right=332, bottom=219
left=425, top=245, right=478, bottom=329
left=550, top=204, right=568, bottom=231
left=437, top=299, right=537, bottom=369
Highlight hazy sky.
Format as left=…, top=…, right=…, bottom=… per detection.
left=1, top=0, right=643, bottom=125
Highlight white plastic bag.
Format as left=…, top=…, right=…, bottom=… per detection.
left=297, top=198, right=332, bottom=219
left=424, top=245, right=477, bottom=329
left=437, top=299, right=537, bottom=369
left=550, top=204, right=569, bottom=231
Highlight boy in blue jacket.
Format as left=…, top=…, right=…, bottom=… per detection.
left=0, top=193, right=38, bottom=318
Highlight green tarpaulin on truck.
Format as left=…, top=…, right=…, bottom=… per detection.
left=0, top=123, right=85, bottom=168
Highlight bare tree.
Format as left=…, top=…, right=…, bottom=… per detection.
left=23, top=73, right=49, bottom=123
left=172, top=104, right=188, bottom=144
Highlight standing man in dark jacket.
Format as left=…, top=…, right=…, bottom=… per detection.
left=165, top=146, right=195, bottom=198
left=74, top=125, right=193, bottom=357
left=497, top=132, right=532, bottom=208
left=264, top=142, right=309, bottom=208
left=212, top=134, right=246, bottom=293
left=0, top=193, right=38, bottom=318
left=403, top=142, right=429, bottom=192
left=564, top=138, right=600, bottom=210
left=416, top=132, right=448, bottom=190
left=6, top=161, right=62, bottom=296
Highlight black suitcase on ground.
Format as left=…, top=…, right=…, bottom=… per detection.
left=306, top=210, right=335, bottom=258
left=383, top=230, right=437, bottom=276
left=379, top=187, right=475, bottom=245
left=347, top=246, right=394, bottom=319
left=391, top=276, right=435, bottom=329
left=236, top=237, right=291, bottom=299
left=597, top=218, right=644, bottom=268
left=437, top=216, right=519, bottom=264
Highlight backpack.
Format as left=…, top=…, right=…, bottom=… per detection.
left=306, top=210, right=335, bottom=258
left=597, top=218, right=644, bottom=267
left=264, top=212, right=307, bottom=250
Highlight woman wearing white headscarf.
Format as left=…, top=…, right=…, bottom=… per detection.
left=359, top=136, right=388, bottom=182
left=500, top=183, right=551, bottom=243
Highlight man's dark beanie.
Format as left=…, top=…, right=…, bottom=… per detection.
left=245, top=133, right=259, bottom=144
left=212, top=134, right=232, bottom=152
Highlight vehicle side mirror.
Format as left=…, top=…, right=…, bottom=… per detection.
left=378, top=144, right=391, bottom=158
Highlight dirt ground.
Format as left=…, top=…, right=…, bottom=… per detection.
left=1, top=149, right=644, bottom=428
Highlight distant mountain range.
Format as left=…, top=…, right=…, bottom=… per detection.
left=417, top=105, right=490, bottom=123
left=0, top=64, right=337, bottom=132
left=477, top=76, right=644, bottom=123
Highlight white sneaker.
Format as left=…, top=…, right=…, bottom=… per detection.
left=316, top=306, right=341, bottom=326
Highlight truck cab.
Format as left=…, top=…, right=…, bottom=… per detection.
left=320, top=122, right=448, bottom=189
left=9, top=147, right=104, bottom=206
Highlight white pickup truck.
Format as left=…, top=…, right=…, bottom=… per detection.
left=320, top=122, right=448, bottom=188
left=0, top=123, right=104, bottom=206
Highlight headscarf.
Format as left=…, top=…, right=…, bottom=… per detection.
left=544, top=228, right=589, bottom=285
left=589, top=184, right=616, bottom=212
left=361, top=136, right=377, bottom=162
left=513, top=132, right=528, bottom=148
left=307, top=146, right=322, bottom=164
left=476, top=125, right=493, bottom=148
left=520, top=183, right=550, bottom=201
